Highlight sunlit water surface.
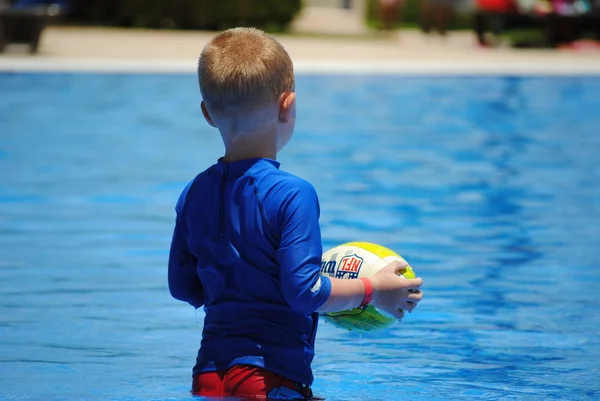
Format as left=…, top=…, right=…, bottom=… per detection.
left=0, top=73, right=599, bottom=400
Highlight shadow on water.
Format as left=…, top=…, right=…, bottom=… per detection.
left=468, top=76, right=542, bottom=314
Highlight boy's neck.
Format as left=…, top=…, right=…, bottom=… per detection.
left=222, top=150, right=276, bottom=163
left=221, top=130, right=278, bottom=163
left=221, top=126, right=277, bottom=162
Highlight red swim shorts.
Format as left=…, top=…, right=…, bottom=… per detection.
left=191, top=364, right=314, bottom=400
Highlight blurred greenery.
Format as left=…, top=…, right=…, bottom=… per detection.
left=66, top=0, right=302, bottom=32
left=503, top=28, right=546, bottom=45
left=365, top=0, right=474, bottom=31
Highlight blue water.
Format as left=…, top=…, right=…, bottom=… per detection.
left=1, top=73, right=599, bottom=401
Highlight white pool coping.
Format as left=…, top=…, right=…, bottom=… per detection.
left=1, top=57, right=600, bottom=75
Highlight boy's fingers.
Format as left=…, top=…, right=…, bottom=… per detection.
left=389, top=260, right=409, bottom=272
left=387, top=308, right=405, bottom=320
left=407, top=291, right=423, bottom=301
left=405, top=277, right=423, bottom=289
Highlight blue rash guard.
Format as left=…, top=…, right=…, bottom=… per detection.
left=168, top=158, right=332, bottom=386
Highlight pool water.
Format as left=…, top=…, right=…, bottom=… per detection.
left=0, top=73, right=599, bottom=401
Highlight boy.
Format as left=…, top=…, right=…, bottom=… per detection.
left=168, top=27, right=424, bottom=400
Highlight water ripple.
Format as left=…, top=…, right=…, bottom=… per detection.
left=0, top=73, right=599, bottom=400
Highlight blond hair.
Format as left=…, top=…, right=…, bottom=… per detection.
left=198, top=27, right=295, bottom=117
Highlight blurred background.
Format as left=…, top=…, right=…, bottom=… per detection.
left=1, top=1, right=600, bottom=401
left=1, top=0, right=600, bottom=53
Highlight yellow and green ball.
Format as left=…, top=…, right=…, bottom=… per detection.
left=319, top=242, right=416, bottom=332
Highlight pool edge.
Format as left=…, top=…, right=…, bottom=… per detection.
left=1, top=57, right=600, bottom=75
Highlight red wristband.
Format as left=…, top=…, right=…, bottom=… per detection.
left=359, top=277, right=373, bottom=308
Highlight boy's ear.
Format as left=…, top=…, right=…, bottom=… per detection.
left=201, top=101, right=217, bottom=127
left=278, top=92, right=296, bottom=123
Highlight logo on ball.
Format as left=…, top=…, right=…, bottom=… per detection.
left=335, top=254, right=363, bottom=279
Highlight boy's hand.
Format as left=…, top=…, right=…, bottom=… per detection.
left=369, top=261, right=424, bottom=320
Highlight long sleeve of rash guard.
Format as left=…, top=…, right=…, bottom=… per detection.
left=275, top=179, right=332, bottom=314
left=167, top=181, right=205, bottom=309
